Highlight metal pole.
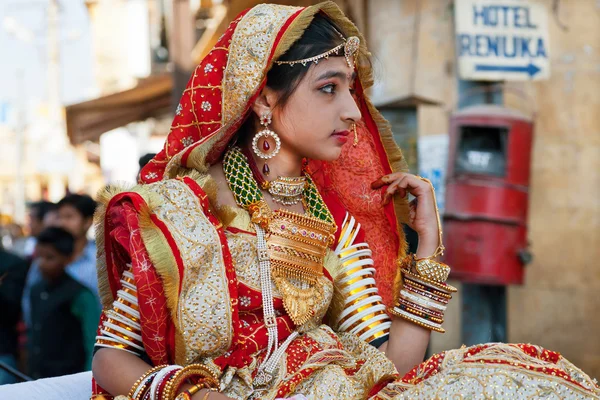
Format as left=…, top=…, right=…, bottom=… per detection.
left=48, top=0, right=61, bottom=123
left=14, top=70, right=26, bottom=224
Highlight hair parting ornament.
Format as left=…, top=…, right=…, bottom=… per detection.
left=274, top=28, right=360, bottom=69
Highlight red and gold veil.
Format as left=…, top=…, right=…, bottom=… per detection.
left=139, top=1, right=409, bottom=304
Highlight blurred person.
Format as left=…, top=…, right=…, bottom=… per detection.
left=27, top=227, right=100, bottom=379
left=21, top=194, right=99, bottom=328
left=15, top=202, right=58, bottom=259
left=137, top=152, right=156, bottom=182
left=0, top=245, right=28, bottom=385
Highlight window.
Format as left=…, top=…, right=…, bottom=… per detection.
left=456, top=125, right=508, bottom=176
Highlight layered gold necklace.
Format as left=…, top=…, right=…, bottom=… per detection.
left=223, top=147, right=336, bottom=327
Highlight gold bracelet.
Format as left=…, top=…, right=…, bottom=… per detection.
left=416, top=176, right=445, bottom=259
left=388, top=306, right=445, bottom=333
left=395, top=302, right=444, bottom=324
left=414, top=257, right=451, bottom=283
left=127, top=365, right=166, bottom=398
left=188, top=384, right=204, bottom=396
left=396, top=297, right=444, bottom=319
left=399, top=254, right=451, bottom=284
left=165, top=365, right=219, bottom=400
left=403, top=276, right=452, bottom=299
left=402, top=268, right=457, bottom=294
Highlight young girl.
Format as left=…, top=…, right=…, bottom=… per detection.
left=91, top=2, right=599, bottom=399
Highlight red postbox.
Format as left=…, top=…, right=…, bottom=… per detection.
left=443, top=105, right=534, bottom=285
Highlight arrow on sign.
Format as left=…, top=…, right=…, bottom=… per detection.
left=475, top=63, right=541, bottom=78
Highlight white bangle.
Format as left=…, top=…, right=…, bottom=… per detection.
left=106, top=309, right=142, bottom=331
left=358, top=321, right=392, bottom=343
left=99, top=330, right=145, bottom=351
left=150, top=365, right=182, bottom=400
left=400, top=290, right=447, bottom=312
left=103, top=321, right=144, bottom=342
left=113, top=300, right=141, bottom=319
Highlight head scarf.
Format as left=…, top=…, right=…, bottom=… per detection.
left=139, top=1, right=408, bottom=304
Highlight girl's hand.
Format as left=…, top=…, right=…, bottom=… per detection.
left=371, top=172, right=439, bottom=241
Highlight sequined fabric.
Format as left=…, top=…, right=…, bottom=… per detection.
left=374, top=343, right=600, bottom=399
left=151, top=179, right=235, bottom=362
left=92, top=177, right=600, bottom=400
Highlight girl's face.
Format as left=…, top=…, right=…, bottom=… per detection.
left=260, top=56, right=362, bottom=162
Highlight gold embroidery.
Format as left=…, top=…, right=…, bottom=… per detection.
left=183, top=84, right=222, bottom=93
left=151, top=179, right=234, bottom=362
left=222, top=4, right=300, bottom=123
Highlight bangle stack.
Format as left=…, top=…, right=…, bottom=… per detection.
left=388, top=254, right=457, bottom=333
left=332, top=213, right=391, bottom=344
left=123, top=363, right=219, bottom=400
left=388, top=176, right=457, bottom=333
left=95, top=269, right=145, bottom=356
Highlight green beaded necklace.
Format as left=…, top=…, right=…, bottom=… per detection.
left=222, top=147, right=334, bottom=224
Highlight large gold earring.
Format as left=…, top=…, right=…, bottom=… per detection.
left=252, top=113, right=281, bottom=176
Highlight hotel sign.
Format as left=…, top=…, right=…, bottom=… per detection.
left=455, top=0, right=550, bottom=81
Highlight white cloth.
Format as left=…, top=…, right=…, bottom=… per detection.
left=0, top=371, right=92, bottom=400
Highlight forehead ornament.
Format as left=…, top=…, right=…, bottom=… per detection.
left=274, top=30, right=360, bottom=69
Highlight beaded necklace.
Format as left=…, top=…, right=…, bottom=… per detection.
left=222, top=146, right=337, bottom=382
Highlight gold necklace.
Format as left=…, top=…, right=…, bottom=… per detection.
left=223, top=147, right=337, bottom=327
left=264, top=176, right=306, bottom=206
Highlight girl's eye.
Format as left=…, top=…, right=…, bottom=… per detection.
left=320, top=84, right=336, bottom=94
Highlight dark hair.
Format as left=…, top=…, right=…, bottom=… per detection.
left=267, top=13, right=347, bottom=108
left=236, top=14, right=348, bottom=144
left=29, top=201, right=57, bottom=222
left=57, top=194, right=97, bottom=219
left=139, top=153, right=157, bottom=169
left=37, top=227, right=75, bottom=257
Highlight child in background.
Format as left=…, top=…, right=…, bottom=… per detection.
left=27, top=227, right=100, bottom=379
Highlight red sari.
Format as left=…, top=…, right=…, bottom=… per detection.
left=92, top=2, right=600, bottom=399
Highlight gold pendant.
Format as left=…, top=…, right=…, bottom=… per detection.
left=272, top=268, right=324, bottom=327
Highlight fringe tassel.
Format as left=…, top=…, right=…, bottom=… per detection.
left=201, top=175, right=238, bottom=228
left=177, top=133, right=219, bottom=179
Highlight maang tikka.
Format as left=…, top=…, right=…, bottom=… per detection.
left=252, top=112, right=281, bottom=176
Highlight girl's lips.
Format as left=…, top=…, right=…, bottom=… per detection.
left=332, top=131, right=349, bottom=144
left=332, top=130, right=350, bottom=137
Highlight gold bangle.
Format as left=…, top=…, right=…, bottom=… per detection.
left=402, top=281, right=450, bottom=304
left=402, top=268, right=457, bottom=294
left=399, top=253, right=451, bottom=284
left=396, top=297, right=444, bottom=319
left=413, top=257, right=451, bottom=283
left=388, top=306, right=445, bottom=333
left=165, top=365, right=219, bottom=400
left=416, top=176, right=445, bottom=258
left=127, top=365, right=166, bottom=398
left=188, top=384, right=204, bottom=396
left=403, top=276, right=452, bottom=299
left=395, top=303, right=444, bottom=323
